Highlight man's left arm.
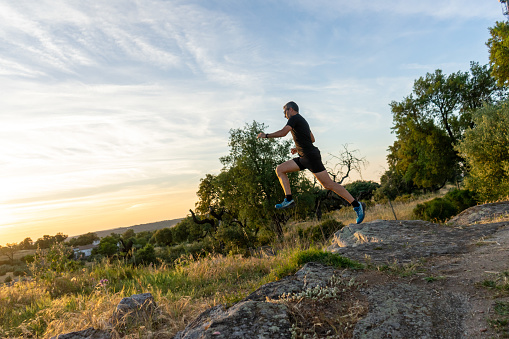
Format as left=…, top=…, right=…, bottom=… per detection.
left=257, top=125, right=292, bottom=139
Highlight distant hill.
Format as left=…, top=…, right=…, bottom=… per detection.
left=68, top=218, right=184, bottom=240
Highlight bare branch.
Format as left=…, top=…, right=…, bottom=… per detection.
left=325, top=144, right=368, bottom=184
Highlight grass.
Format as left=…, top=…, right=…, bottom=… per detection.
left=0, top=190, right=454, bottom=338
left=0, top=245, right=362, bottom=338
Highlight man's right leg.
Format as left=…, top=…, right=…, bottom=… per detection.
left=275, top=159, right=301, bottom=195
left=275, top=160, right=301, bottom=209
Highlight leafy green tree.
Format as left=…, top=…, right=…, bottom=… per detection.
left=195, top=121, right=314, bottom=240
left=456, top=100, right=509, bottom=201
left=152, top=228, right=173, bottom=246
left=344, top=180, right=381, bottom=201
left=35, top=233, right=68, bottom=249
left=18, top=238, right=33, bottom=250
left=134, top=244, right=157, bottom=265
left=92, top=236, right=119, bottom=257
left=387, top=63, right=505, bottom=192
left=488, top=21, right=509, bottom=86
left=68, top=232, right=99, bottom=247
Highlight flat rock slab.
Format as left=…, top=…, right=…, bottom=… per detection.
left=327, top=219, right=506, bottom=264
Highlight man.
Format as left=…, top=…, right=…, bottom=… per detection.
left=257, top=101, right=365, bottom=224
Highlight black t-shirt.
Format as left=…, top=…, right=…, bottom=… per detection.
left=286, top=114, right=319, bottom=156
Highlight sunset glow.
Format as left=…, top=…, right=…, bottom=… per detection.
left=0, top=1, right=501, bottom=246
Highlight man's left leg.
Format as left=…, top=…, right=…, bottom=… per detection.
left=313, top=170, right=365, bottom=224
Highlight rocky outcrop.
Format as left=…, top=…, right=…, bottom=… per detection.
left=327, top=218, right=505, bottom=264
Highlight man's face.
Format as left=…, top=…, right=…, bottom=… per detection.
left=284, top=107, right=289, bottom=119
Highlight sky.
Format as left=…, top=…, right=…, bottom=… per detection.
left=0, top=0, right=504, bottom=246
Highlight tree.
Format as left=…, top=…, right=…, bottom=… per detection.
left=35, top=233, right=68, bottom=249
left=195, top=121, right=314, bottom=240
left=134, top=244, right=157, bottom=265
left=325, top=144, right=367, bottom=184
left=456, top=100, right=509, bottom=201
left=0, top=243, right=19, bottom=263
left=92, top=236, right=119, bottom=257
left=152, top=228, right=173, bottom=246
left=387, top=63, right=506, bottom=192
left=344, top=181, right=381, bottom=201
left=487, top=21, right=509, bottom=86
left=19, top=237, right=33, bottom=250
left=68, top=232, right=99, bottom=247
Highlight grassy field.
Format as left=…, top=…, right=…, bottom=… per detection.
left=0, top=193, right=443, bottom=338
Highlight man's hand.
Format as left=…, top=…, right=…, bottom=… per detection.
left=257, top=132, right=266, bottom=139
left=291, top=147, right=298, bottom=155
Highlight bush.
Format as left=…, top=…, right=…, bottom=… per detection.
left=412, top=189, right=477, bottom=222
left=344, top=180, right=381, bottom=201
left=298, top=219, right=343, bottom=243
left=13, top=266, right=28, bottom=277
left=3, top=275, right=13, bottom=284
left=0, top=265, right=14, bottom=276
left=413, top=198, right=457, bottom=222
left=445, top=189, right=477, bottom=211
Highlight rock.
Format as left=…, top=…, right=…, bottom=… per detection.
left=327, top=219, right=504, bottom=264
left=173, top=301, right=291, bottom=339
left=174, top=262, right=342, bottom=339
left=243, top=262, right=339, bottom=302
left=448, top=201, right=509, bottom=226
left=50, top=327, right=111, bottom=339
left=111, top=292, right=157, bottom=329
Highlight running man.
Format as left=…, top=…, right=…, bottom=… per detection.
left=257, top=101, right=365, bottom=224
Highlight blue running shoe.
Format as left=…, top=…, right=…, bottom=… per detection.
left=275, top=198, right=295, bottom=210
left=353, top=203, right=365, bottom=224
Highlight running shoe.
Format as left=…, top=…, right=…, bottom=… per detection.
left=275, top=198, right=295, bottom=210
left=353, top=203, right=365, bottom=224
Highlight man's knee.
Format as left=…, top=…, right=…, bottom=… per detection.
left=321, top=181, right=334, bottom=191
left=275, top=165, right=285, bottom=177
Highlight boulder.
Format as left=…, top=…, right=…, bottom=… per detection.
left=50, top=327, right=111, bottom=339
left=111, top=292, right=157, bottom=329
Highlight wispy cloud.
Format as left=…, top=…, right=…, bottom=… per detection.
left=294, top=0, right=501, bottom=20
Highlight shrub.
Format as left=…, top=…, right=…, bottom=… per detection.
left=3, top=275, right=13, bottom=284
left=444, top=189, right=477, bottom=212
left=413, top=198, right=457, bottom=222
left=13, top=266, right=28, bottom=277
left=0, top=265, right=14, bottom=276
left=298, top=219, right=343, bottom=243
left=344, top=180, right=381, bottom=201
left=412, top=189, right=477, bottom=222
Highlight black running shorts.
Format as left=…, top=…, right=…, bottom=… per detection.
left=293, top=151, right=326, bottom=173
